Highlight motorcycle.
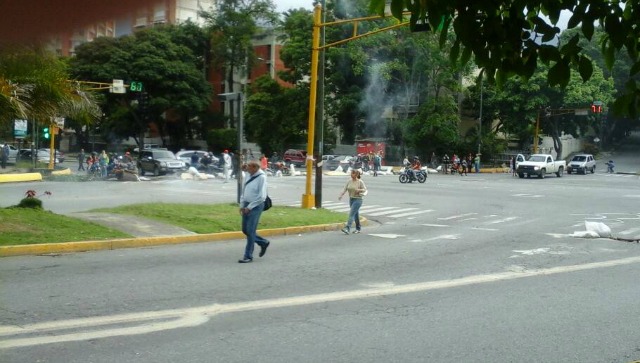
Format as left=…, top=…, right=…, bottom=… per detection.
left=399, top=166, right=427, bottom=183
left=108, top=155, right=138, bottom=181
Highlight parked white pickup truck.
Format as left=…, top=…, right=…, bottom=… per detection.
left=516, top=154, right=566, bottom=178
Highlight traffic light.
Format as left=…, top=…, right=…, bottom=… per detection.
left=591, top=101, right=603, bottom=113
left=42, top=126, right=50, bottom=139
left=130, top=81, right=144, bottom=92
left=138, top=91, right=150, bottom=112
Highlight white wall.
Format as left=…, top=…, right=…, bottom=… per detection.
left=538, top=133, right=584, bottom=160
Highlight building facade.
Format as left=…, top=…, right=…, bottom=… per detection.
left=49, top=0, right=217, bottom=56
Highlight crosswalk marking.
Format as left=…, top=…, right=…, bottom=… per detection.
left=359, top=206, right=400, bottom=213
left=485, top=216, right=518, bottom=224
left=425, top=234, right=460, bottom=241
left=329, top=207, right=352, bottom=212
left=282, top=201, right=640, bottom=241
left=388, top=210, right=433, bottom=218
left=368, top=208, right=419, bottom=216
left=512, top=193, right=543, bottom=198
left=438, top=213, right=477, bottom=220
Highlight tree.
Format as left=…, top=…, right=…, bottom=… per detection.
left=559, top=27, right=639, bottom=145
left=201, top=0, right=278, bottom=129
left=278, top=1, right=471, bottom=154
left=244, top=76, right=308, bottom=154
left=470, top=61, right=614, bottom=159
left=372, top=0, right=640, bottom=117
left=70, top=25, right=212, bottom=150
left=0, top=45, right=100, bottom=141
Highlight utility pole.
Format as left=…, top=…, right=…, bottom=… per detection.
left=314, top=0, right=327, bottom=209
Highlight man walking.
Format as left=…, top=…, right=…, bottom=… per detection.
left=77, top=148, right=86, bottom=171
left=238, top=160, right=270, bottom=263
left=223, top=149, right=232, bottom=183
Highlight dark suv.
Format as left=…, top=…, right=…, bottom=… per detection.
left=138, top=149, right=186, bottom=176
left=283, top=149, right=307, bottom=166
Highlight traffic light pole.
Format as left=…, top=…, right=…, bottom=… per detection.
left=301, top=5, right=410, bottom=208
left=47, top=123, right=56, bottom=170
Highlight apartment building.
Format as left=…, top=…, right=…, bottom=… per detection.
left=49, top=0, right=216, bottom=56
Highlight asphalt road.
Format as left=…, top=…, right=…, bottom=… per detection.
left=2, top=146, right=640, bottom=362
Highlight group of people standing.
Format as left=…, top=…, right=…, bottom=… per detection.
left=436, top=153, right=481, bottom=174
left=352, top=151, right=383, bottom=176
left=78, top=149, right=135, bottom=178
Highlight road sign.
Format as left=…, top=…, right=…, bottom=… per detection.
left=14, top=119, right=27, bottom=138
left=574, top=109, right=589, bottom=116
left=111, top=79, right=126, bottom=94
left=53, top=117, right=65, bottom=128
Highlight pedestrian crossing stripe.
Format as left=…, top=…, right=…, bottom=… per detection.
left=368, top=208, right=419, bottom=217
left=389, top=210, right=434, bottom=218
left=438, top=213, right=478, bottom=220
left=359, top=206, right=400, bottom=213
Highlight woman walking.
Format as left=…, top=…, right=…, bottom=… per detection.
left=338, top=170, right=368, bottom=234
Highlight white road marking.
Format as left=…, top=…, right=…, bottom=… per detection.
left=421, top=224, right=449, bottom=227
left=546, top=233, right=572, bottom=238
left=368, top=208, right=418, bottom=216
left=357, top=205, right=383, bottom=210
left=512, top=248, right=550, bottom=255
left=388, top=210, right=434, bottom=218
left=472, top=227, right=499, bottom=231
left=3, top=256, right=640, bottom=349
left=438, top=213, right=477, bottom=220
left=328, top=207, right=352, bottom=212
left=369, top=233, right=405, bottom=239
left=619, top=227, right=640, bottom=236
left=485, top=216, right=518, bottom=225
left=512, top=194, right=543, bottom=198
left=424, top=234, right=460, bottom=241
left=359, top=206, right=399, bottom=213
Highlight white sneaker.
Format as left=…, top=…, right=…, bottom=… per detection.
left=353, top=230, right=361, bottom=234
left=341, top=227, right=350, bottom=235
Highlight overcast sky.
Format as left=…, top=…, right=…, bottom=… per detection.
left=275, top=0, right=314, bottom=13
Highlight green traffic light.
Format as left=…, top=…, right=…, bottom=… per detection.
left=130, top=81, right=144, bottom=92
left=43, top=127, right=50, bottom=139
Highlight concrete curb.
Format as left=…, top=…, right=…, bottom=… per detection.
left=0, top=222, right=348, bottom=257
left=0, top=167, right=72, bottom=183
left=0, top=172, right=43, bottom=183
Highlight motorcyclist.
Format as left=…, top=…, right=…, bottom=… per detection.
left=411, top=156, right=422, bottom=181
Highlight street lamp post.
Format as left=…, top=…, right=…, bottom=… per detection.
left=218, top=92, right=244, bottom=203
left=478, top=75, right=483, bottom=155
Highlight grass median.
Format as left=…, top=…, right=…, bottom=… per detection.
left=0, top=203, right=347, bottom=246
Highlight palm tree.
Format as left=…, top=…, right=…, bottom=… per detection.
left=0, top=45, right=101, bottom=131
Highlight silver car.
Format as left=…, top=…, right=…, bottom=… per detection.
left=567, top=154, right=596, bottom=174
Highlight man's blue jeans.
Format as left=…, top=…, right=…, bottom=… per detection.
left=346, top=198, right=362, bottom=231
left=242, top=203, right=268, bottom=259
